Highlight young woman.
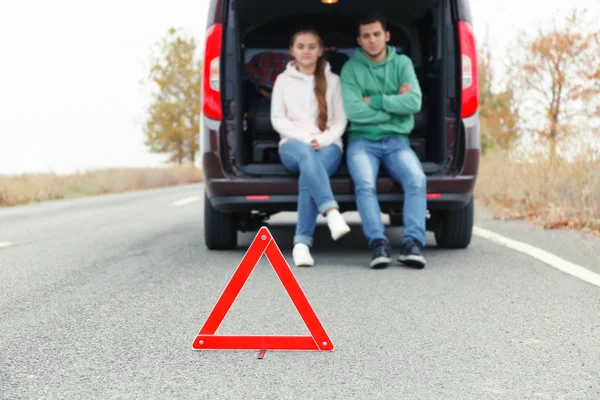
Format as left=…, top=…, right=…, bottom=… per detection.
left=270, top=29, right=350, bottom=267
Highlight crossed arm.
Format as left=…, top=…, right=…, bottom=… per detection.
left=366, top=62, right=422, bottom=116
left=340, top=67, right=393, bottom=124
left=341, top=58, right=422, bottom=120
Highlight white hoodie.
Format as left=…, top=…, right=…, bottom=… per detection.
left=270, top=61, right=348, bottom=151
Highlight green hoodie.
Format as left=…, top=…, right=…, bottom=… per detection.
left=340, top=45, right=422, bottom=143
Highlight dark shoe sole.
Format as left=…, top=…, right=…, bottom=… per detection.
left=370, top=256, right=391, bottom=269
left=398, top=255, right=426, bottom=269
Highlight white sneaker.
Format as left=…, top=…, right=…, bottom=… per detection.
left=326, top=209, right=351, bottom=241
left=293, top=243, right=314, bottom=267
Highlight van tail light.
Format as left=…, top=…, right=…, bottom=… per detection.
left=458, top=21, right=479, bottom=118
left=246, top=195, right=270, bottom=201
left=203, top=24, right=223, bottom=121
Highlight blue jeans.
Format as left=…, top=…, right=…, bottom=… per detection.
left=279, top=140, right=343, bottom=247
left=346, top=137, right=426, bottom=247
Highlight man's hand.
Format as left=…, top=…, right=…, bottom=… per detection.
left=399, top=83, right=412, bottom=94
left=362, top=96, right=371, bottom=105
left=310, top=139, right=321, bottom=151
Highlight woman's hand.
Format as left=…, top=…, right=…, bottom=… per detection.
left=310, top=139, right=321, bottom=151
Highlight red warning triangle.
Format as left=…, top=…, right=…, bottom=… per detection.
left=192, top=226, right=334, bottom=351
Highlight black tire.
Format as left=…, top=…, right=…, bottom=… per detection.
left=434, top=196, right=474, bottom=249
left=204, top=194, right=238, bottom=250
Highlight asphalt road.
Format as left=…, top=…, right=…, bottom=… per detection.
left=1, top=184, right=599, bottom=399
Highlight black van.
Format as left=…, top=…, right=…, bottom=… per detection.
left=201, top=0, right=480, bottom=250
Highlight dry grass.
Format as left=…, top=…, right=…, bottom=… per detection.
left=4, top=153, right=598, bottom=237
left=0, top=164, right=203, bottom=207
left=475, top=151, right=600, bottom=235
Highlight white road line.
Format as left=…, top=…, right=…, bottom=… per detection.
left=0, top=242, right=14, bottom=248
left=171, top=196, right=201, bottom=207
left=473, top=226, right=600, bottom=288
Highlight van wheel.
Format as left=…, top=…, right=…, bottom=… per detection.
left=204, top=194, right=238, bottom=250
left=434, top=196, right=474, bottom=249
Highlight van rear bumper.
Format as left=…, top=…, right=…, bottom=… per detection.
left=209, top=192, right=472, bottom=213
left=204, top=149, right=479, bottom=214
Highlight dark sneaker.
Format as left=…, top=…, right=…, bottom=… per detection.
left=397, top=239, right=426, bottom=269
left=370, top=239, right=391, bottom=269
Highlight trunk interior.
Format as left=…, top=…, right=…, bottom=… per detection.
left=223, top=0, right=457, bottom=177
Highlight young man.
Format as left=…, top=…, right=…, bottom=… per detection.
left=340, top=13, right=427, bottom=269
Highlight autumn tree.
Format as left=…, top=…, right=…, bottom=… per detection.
left=144, top=27, right=201, bottom=164
left=577, top=29, right=600, bottom=118
left=509, top=8, right=600, bottom=161
left=478, top=42, right=521, bottom=153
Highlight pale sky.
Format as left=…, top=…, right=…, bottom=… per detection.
left=0, top=0, right=597, bottom=175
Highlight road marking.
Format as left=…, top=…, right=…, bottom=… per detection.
left=0, top=242, right=13, bottom=248
left=171, top=196, right=201, bottom=206
left=473, top=226, right=600, bottom=288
